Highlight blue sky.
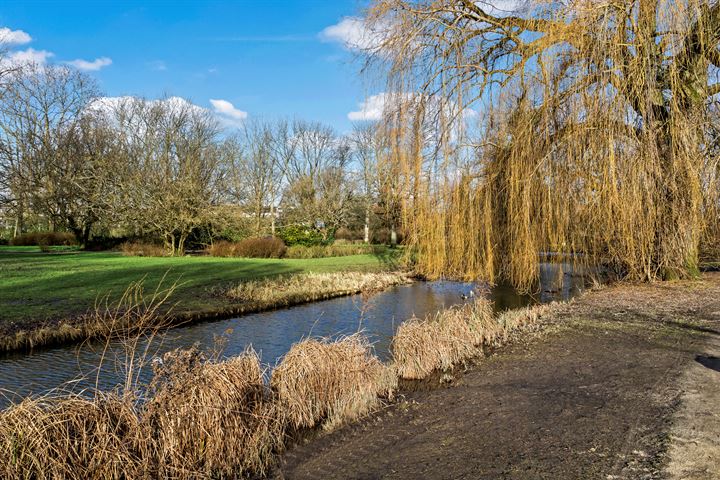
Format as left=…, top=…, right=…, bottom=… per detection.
left=0, top=0, right=379, bottom=132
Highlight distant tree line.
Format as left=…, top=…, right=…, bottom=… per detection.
left=0, top=62, right=402, bottom=253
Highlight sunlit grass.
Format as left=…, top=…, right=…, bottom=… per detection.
left=0, top=250, right=401, bottom=326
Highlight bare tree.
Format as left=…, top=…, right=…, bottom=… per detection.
left=281, top=126, right=356, bottom=238
left=0, top=63, right=99, bottom=242
left=223, top=119, right=281, bottom=235
left=350, top=122, right=380, bottom=243
left=108, top=96, right=222, bottom=255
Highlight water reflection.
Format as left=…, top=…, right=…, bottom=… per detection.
left=0, top=263, right=587, bottom=407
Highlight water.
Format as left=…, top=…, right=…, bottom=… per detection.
left=0, top=263, right=587, bottom=407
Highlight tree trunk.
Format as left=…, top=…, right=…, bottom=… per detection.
left=364, top=205, right=370, bottom=244
left=177, top=233, right=187, bottom=256
left=13, top=199, right=24, bottom=237
left=390, top=223, right=397, bottom=246
left=270, top=203, right=276, bottom=236
left=651, top=121, right=701, bottom=280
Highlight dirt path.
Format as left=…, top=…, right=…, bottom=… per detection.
left=276, top=274, right=720, bottom=480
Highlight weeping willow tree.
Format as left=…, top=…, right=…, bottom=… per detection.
left=364, top=0, right=720, bottom=288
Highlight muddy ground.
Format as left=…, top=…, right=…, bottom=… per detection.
left=275, top=273, right=720, bottom=480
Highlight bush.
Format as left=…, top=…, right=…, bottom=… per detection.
left=284, top=244, right=386, bottom=259
left=277, top=225, right=324, bottom=247
left=120, top=241, right=168, bottom=257
left=206, top=240, right=239, bottom=257
left=236, top=237, right=286, bottom=258
left=9, top=231, right=77, bottom=246
left=207, top=237, right=286, bottom=258
left=84, top=236, right=129, bottom=251
left=334, top=227, right=364, bottom=242
left=371, top=228, right=404, bottom=245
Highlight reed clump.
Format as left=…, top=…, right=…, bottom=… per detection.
left=0, top=393, right=146, bottom=480
left=392, top=299, right=496, bottom=380
left=225, top=272, right=410, bottom=307
left=143, top=346, right=283, bottom=478
left=271, top=334, right=396, bottom=431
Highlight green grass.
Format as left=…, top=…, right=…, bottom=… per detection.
left=0, top=250, right=401, bottom=326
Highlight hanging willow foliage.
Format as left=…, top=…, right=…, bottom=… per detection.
left=364, top=0, right=720, bottom=290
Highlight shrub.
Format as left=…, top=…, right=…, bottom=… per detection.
left=335, top=227, right=364, bottom=242
left=277, top=225, right=324, bottom=247
left=284, top=244, right=387, bottom=259
left=284, top=245, right=328, bottom=259
left=207, top=237, right=286, bottom=258
left=84, top=236, right=129, bottom=251
left=206, top=240, right=240, bottom=257
left=9, top=231, right=77, bottom=246
left=119, top=241, right=168, bottom=257
left=371, top=228, right=404, bottom=245
left=271, top=335, right=396, bottom=431
left=237, top=237, right=287, bottom=258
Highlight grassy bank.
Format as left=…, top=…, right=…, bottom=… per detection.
left=0, top=249, right=402, bottom=351
left=0, top=293, right=554, bottom=479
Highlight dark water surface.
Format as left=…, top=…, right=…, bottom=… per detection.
left=0, top=263, right=588, bottom=407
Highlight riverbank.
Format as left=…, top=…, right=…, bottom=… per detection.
left=0, top=249, right=403, bottom=352
left=0, top=283, right=550, bottom=478
left=278, top=273, right=720, bottom=479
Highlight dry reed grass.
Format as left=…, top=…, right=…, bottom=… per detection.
left=225, top=272, right=410, bottom=307
left=271, top=334, right=396, bottom=431
left=0, top=392, right=146, bottom=479
left=143, top=346, right=283, bottom=478
left=392, top=299, right=496, bottom=380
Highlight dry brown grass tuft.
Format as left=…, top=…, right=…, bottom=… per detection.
left=495, top=303, right=555, bottom=339
left=392, top=299, right=496, bottom=380
left=0, top=393, right=146, bottom=480
left=225, top=272, right=410, bottom=307
left=271, top=334, right=396, bottom=431
left=144, top=346, right=283, bottom=478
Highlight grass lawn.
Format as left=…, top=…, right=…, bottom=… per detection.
left=0, top=249, right=401, bottom=325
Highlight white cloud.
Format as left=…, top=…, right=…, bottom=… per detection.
left=320, top=17, right=386, bottom=52
left=148, top=60, right=167, bottom=71
left=349, top=92, right=479, bottom=123
left=476, top=0, right=522, bottom=16
left=323, top=4, right=522, bottom=53
left=0, top=27, right=32, bottom=45
left=66, top=56, right=112, bottom=71
left=348, top=93, right=389, bottom=121
left=210, top=98, right=247, bottom=122
left=86, top=96, right=212, bottom=127
left=2, top=48, right=54, bottom=67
